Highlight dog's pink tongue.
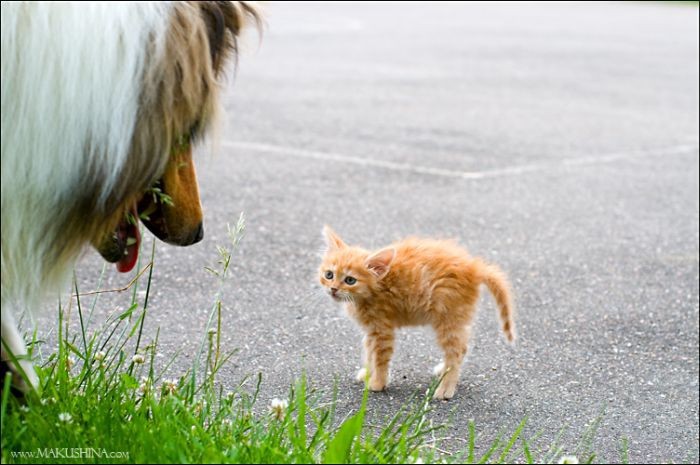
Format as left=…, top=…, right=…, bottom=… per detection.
left=116, top=213, right=141, bottom=273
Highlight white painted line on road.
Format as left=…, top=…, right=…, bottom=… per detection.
left=220, top=140, right=699, bottom=181
left=221, top=140, right=488, bottom=179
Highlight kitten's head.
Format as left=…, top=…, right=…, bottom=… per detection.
left=319, top=226, right=396, bottom=303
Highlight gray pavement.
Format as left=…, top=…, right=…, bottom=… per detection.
left=37, top=2, right=699, bottom=463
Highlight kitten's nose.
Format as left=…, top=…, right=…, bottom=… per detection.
left=330, top=288, right=338, bottom=296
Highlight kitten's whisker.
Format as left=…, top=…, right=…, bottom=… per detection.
left=295, top=288, right=330, bottom=313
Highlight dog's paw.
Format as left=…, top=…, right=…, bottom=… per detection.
left=0, top=359, right=37, bottom=398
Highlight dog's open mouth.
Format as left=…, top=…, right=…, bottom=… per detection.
left=95, top=203, right=142, bottom=273
left=93, top=141, right=204, bottom=271
left=115, top=204, right=142, bottom=273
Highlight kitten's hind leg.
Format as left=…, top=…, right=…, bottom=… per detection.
left=434, top=324, right=470, bottom=400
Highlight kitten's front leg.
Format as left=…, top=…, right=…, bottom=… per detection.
left=356, top=335, right=372, bottom=383
left=367, top=328, right=395, bottom=392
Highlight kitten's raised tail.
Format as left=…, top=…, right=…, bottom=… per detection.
left=476, top=259, right=516, bottom=343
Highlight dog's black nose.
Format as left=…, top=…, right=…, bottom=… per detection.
left=192, top=222, right=204, bottom=244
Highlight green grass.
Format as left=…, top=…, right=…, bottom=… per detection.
left=1, top=214, right=618, bottom=464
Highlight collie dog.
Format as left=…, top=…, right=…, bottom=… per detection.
left=1, top=2, right=260, bottom=392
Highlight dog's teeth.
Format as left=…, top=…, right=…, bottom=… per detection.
left=125, top=237, right=137, bottom=247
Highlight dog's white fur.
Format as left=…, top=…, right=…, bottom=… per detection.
left=1, top=3, right=175, bottom=389
left=1, top=3, right=169, bottom=303
left=1, top=2, right=259, bottom=391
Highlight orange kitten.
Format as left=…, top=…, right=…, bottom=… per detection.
left=318, top=226, right=515, bottom=400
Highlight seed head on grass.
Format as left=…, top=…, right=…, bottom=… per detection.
left=193, top=401, right=207, bottom=416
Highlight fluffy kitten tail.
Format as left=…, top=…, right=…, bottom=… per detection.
left=478, top=261, right=516, bottom=343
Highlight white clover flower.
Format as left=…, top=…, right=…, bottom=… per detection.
left=161, top=379, right=178, bottom=396
left=66, top=356, right=76, bottom=371
left=207, top=327, right=217, bottom=336
left=19, top=405, right=30, bottom=413
left=138, top=378, right=152, bottom=396
left=58, top=412, right=73, bottom=423
left=94, top=351, right=106, bottom=362
left=269, top=398, right=288, bottom=420
left=558, top=455, right=579, bottom=464
left=132, top=354, right=146, bottom=364
left=221, top=418, right=233, bottom=428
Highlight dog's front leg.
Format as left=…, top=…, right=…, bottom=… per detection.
left=1, top=307, right=39, bottom=394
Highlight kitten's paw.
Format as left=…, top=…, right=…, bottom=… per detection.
left=433, top=362, right=446, bottom=377
left=356, top=367, right=369, bottom=383
left=433, top=382, right=457, bottom=400
left=368, top=376, right=387, bottom=392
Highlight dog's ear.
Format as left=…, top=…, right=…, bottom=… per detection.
left=198, top=1, right=262, bottom=74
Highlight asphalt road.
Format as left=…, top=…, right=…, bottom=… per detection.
left=35, top=2, right=699, bottom=463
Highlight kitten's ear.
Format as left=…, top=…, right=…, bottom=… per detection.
left=365, top=248, right=396, bottom=279
left=322, top=225, right=347, bottom=251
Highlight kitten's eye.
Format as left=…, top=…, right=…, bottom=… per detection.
left=344, top=276, right=357, bottom=285
left=324, top=270, right=334, bottom=280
